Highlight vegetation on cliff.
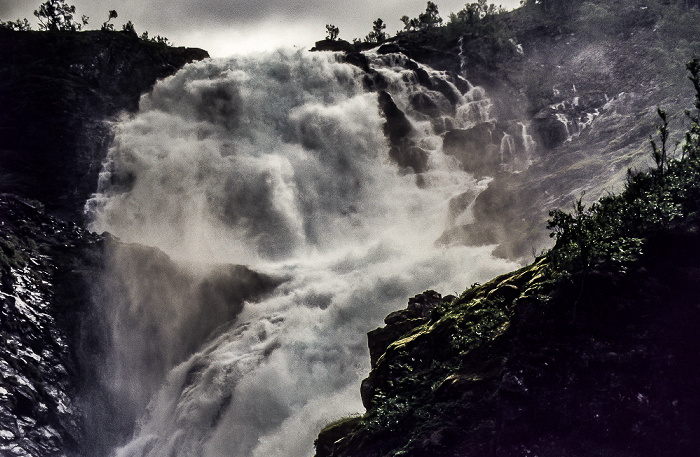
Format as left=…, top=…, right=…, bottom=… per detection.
left=315, top=58, right=700, bottom=457
left=1, top=0, right=172, bottom=44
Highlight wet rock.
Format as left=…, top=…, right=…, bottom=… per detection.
left=377, top=43, right=404, bottom=55
left=409, top=92, right=442, bottom=117
left=366, top=290, right=444, bottom=369
left=532, top=92, right=609, bottom=150
left=388, top=145, right=429, bottom=174
left=343, top=52, right=371, bottom=73
left=0, top=193, right=102, bottom=457
left=377, top=91, right=430, bottom=173
left=443, top=124, right=502, bottom=176
left=531, top=109, right=572, bottom=149
left=378, top=91, right=413, bottom=142
left=315, top=416, right=362, bottom=457
left=311, top=39, right=355, bottom=53
left=318, top=228, right=700, bottom=457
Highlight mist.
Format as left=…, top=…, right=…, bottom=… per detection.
left=84, top=48, right=519, bottom=456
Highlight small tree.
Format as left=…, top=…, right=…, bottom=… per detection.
left=34, top=0, right=88, bottom=31
left=400, top=15, right=420, bottom=31
left=150, top=35, right=171, bottom=45
left=0, top=18, right=32, bottom=31
left=373, top=18, right=387, bottom=41
left=650, top=107, right=670, bottom=179
left=101, top=10, right=118, bottom=31
left=122, top=20, right=136, bottom=35
left=684, top=57, right=700, bottom=159
left=419, top=1, right=442, bottom=29
left=325, top=24, right=339, bottom=40
left=140, top=31, right=171, bottom=45
left=401, top=2, right=443, bottom=32
left=365, top=18, right=387, bottom=43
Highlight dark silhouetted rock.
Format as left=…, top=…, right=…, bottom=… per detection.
left=443, top=124, right=502, bottom=176
left=377, top=43, right=404, bottom=54
left=0, top=30, right=209, bottom=219
left=312, top=39, right=355, bottom=53
left=531, top=110, right=572, bottom=149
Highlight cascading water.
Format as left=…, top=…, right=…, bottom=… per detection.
left=84, top=49, right=520, bottom=457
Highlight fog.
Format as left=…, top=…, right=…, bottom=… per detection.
left=85, top=49, right=518, bottom=456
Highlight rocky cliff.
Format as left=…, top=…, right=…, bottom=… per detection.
left=316, top=74, right=700, bottom=452
left=0, top=29, right=209, bottom=219
left=0, top=30, right=208, bottom=456
left=0, top=194, right=102, bottom=456
left=317, top=223, right=700, bottom=456
left=318, top=1, right=700, bottom=261
left=314, top=2, right=700, bottom=455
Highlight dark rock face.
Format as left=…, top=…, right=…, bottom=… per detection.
left=366, top=290, right=445, bottom=370
left=531, top=111, right=570, bottom=150
left=311, top=39, right=355, bottom=53
left=387, top=32, right=463, bottom=76
left=0, top=30, right=209, bottom=456
left=443, top=124, right=503, bottom=177
left=376, top=91, right=430, bottom=174
left=0, top=194, right=104, bottom=457
left=315, top=416, right=363, bottom=457
left=0, top=30, right=209, bottom=219
left=531, top=93, right=609, bottom=149
left=378, top=91, right=414, bottom=142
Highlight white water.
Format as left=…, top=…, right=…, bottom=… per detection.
left=86, top=49, right=518, bottom=457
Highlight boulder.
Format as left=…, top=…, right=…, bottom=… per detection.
left=311, top=39, right=355, bottom=53
left=443, top=124, right=502, bottom=176
left=531, top=110, right=570, bottom=149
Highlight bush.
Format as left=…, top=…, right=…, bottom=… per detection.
left=33, top=0, right=88, bottom=31
left=547, top=57, right=700, bottom=277
left=0, top=18, right=32, bottom=31
left=399, top=1, right=442, bottom=32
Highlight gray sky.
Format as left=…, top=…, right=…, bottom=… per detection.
left=1, top=0, right=522, bottom=57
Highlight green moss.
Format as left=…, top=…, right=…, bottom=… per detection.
left=0, top=235, right=27, bottom=270
left=319, top=415, right=362, bottom=436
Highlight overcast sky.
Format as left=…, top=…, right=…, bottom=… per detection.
left=1, top=0, right=522, bottom=57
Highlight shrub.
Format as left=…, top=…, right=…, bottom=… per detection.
left=34, top=0, right=88, bottom=31
left=365, top=18, right=387, bottom=43
left=547, top=57, right=700, bottom=277
left=0, top=18, right=32, bottom=31
left=325, top=24, right=339, bottom=40
left=101, top=10, right=118, bottom=31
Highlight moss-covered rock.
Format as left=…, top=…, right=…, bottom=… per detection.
left=316, top=416, right=363, bottom=457
left=318, top=223, right=700, bottom=456
left=318, top=110, right=700, bottom=452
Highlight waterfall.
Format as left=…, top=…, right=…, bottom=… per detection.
left=84, top=49, right=519, bottom=457
left=500, top=133, right=516, bottom=161
left=519, top=121, right=536, bottom=156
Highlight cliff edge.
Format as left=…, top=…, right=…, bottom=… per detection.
left=0, top=29, right=209, bottom=218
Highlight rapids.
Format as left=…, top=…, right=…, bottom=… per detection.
left=85, top=48, right=522, bottom=457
